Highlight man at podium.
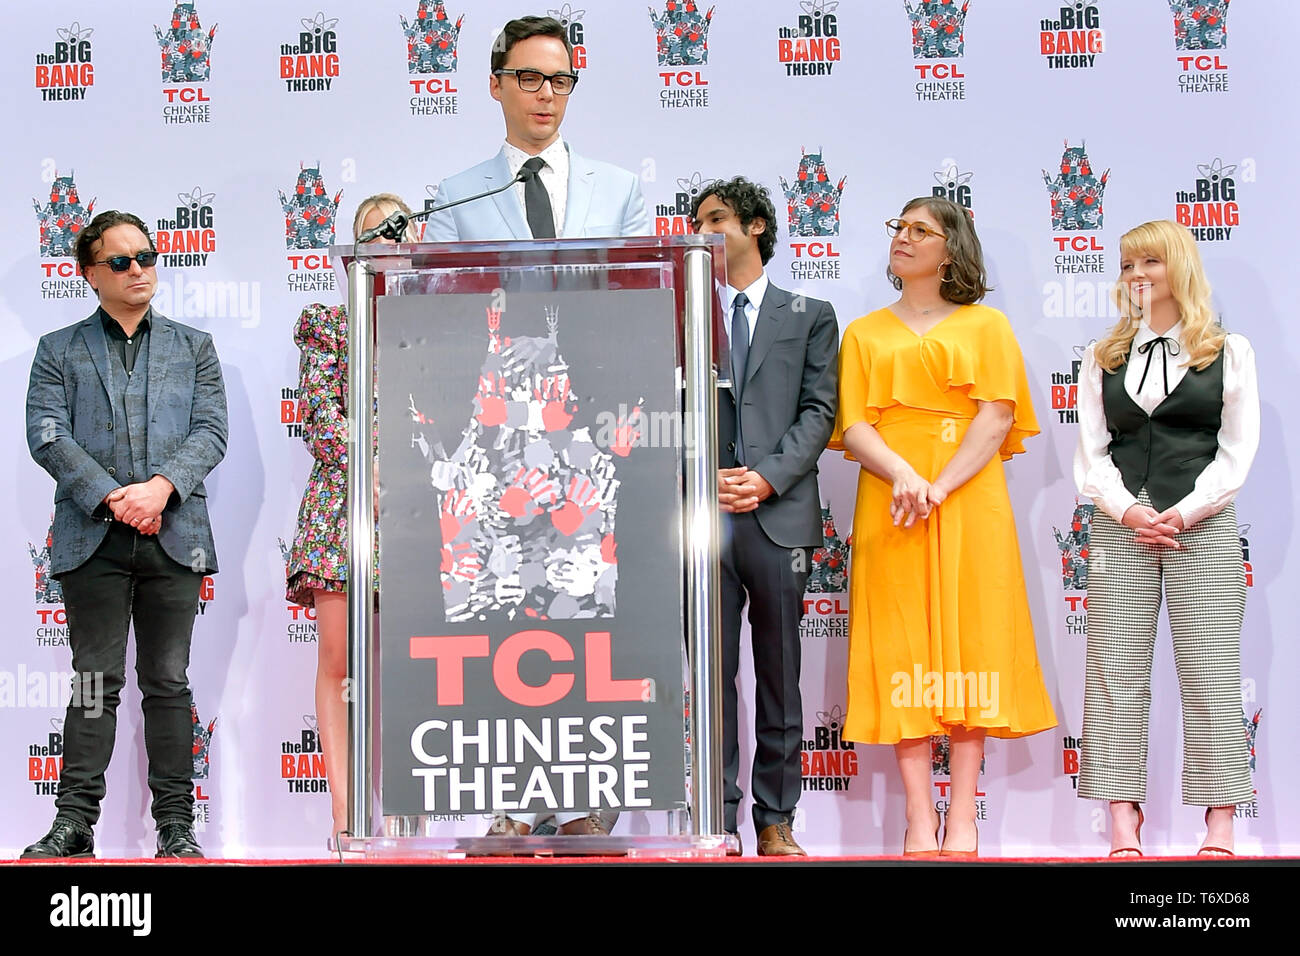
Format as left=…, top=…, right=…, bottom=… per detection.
left=425, top=15, right=649, bottom=242
left=426, top=14, right=650, bottom=841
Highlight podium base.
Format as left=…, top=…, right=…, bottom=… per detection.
left=336, top=832, right=737, bottom=859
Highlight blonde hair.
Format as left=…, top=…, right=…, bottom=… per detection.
left=352, top=192, right=421, bottom=244
left=1095, top=219, right=1226, bottom=372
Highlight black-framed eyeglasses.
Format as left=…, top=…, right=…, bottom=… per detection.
left=885, top=219, right=947, bottom=242
left=94, top=251, right=159, bottom=272
left=494, top=68, right=579, bottom=94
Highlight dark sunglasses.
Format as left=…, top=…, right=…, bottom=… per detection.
left=94, top=251, right=159, bottom=272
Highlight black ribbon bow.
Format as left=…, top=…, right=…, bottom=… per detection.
left=1136, top=335, right=1181, bottom=396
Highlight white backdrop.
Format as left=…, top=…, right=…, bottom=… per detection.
left=0, top=0, right=1294, bottom=857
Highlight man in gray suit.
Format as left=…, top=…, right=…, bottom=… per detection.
left=23, top=210, right=228, bottom=859
left=426, top=15, right=649, bottom=242
left=432, top=15, right=647, bottom=841
left=692, top=177, right=839, bottom=856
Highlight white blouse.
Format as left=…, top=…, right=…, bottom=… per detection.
left=1073, top=320, right=1259, bottom=527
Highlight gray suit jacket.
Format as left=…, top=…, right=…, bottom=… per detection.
left=719, top=283, right=839, bottom=549
left=26, top=309, right=228, bottom=575
left=425, top=144, right=651, bottom=240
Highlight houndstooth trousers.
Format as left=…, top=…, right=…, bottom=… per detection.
left=1078, top=491, right=1254, bottom=806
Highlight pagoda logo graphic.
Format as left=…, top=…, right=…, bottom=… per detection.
left=780, top=149, right=846, bottom=237
left=34, top=171, right=94, bottom=258
left=411, top=306, right=643, bottom=622
left=1044, top=141, right=1108, bottom=231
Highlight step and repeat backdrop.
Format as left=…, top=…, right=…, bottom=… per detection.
left=0, top=1, right=1294, bottom=857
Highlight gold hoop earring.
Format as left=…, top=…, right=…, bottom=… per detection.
left=938, top=261, right=952, bottom=283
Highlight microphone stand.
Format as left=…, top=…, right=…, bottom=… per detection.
left=356, top=167, right=532, bottom=243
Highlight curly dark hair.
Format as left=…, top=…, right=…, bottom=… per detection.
left=886, top=196, right=990, bottom=304
left=74, top=210, right=154, bottom=273
left=490, top=16, right=574, bottom=73
left=690, top=177, right=778, bottom=265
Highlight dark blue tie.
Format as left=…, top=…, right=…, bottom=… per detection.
left=730, top=292, right=749, bottom=464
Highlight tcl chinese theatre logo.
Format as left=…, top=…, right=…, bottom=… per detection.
left=279, top=163, right=340, bottom=294
left=781, top=149, right=845, bottom=281
left=402, top=0, right=461, bottom=115
left=155, top=1, right=217, bottom=124
left=1044, top=140, right=1108, bottom=276
left=1169, top=0, right=1231, bottom=93
left=1052, top=499, right=1093, bottom=636
left=906, top=0, right=968, bottom=101
left=35, top=169, right=93, bottom=300
left=651, top=1, right=713, bottom=110
left=29, top=520, right=68, bottom=646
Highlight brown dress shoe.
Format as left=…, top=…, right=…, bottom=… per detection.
left=757, top=822, right=807, bottom=857
left=557, top=813, right=610, bottom=836
left=485, top=816, right=531, bottom=837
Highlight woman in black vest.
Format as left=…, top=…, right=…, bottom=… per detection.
left=1074, top=220, right=1258, bottom=856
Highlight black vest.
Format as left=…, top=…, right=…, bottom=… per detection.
left=1102, top=347, right=1224, bottom=512
left=108, top=336, right=150, bottom=485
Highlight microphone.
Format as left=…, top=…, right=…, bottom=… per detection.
left=356, top=167, right=533, bottom=244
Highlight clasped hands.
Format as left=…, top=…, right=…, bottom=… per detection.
left=1121, top=503, right=1185, bottom=549
left=103, top=475, right=175, bottom=536
left=718, top=467, right=775, bottom=514
left=890, top=466, right=947, bottom=528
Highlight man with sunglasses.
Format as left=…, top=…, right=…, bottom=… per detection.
left=426, top=15, right=649, bottom=241
left=23, top=210, right=227, bottom=859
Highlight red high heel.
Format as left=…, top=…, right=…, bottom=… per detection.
left=1109, top=803, right=1143, bottom=858
left=938, top=824, right=978, bottom=859
left=903, top=811, right=942, bottom=858
left=1198, top=807, right=1235, bottom=857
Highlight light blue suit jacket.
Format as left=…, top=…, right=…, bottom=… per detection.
left=26, top=310, right=228, bottom=575
left=426, top=144, right=651, bottom=240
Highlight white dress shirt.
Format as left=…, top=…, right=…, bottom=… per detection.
left=1073, top=320, right=1259, bottom=527
left=724, top=272, right=769, bottom=348
left=502, top=137, right=569, bottom=237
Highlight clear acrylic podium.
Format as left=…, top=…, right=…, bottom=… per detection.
left=329, top=235, right=736, bottom=857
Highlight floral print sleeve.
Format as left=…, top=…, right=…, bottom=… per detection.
left=294, top=303, right=350, bottom=467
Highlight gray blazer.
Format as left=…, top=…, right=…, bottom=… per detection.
left=719, top=283, right=839, bottom=549
left=26, top=310, right=228, bottom=576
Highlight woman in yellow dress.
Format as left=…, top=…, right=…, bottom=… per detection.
left=831, top=197, right=1057, bottom=857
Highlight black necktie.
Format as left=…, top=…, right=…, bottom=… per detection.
left=521, top=156, right=555, bottom=239
left=730, top=292, right=749, bottom=464
left=1136, top=335, right=1181, bottom=396
left=730, top=292, right=750, bottom=392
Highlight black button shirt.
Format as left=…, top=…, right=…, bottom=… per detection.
left=100, top=308, right=151, bottom=375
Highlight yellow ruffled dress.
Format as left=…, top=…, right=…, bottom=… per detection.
left=831, top=305, right=1057, bottom=744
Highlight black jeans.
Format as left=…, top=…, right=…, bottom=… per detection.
left=55, top=522, right=203, bottom=829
